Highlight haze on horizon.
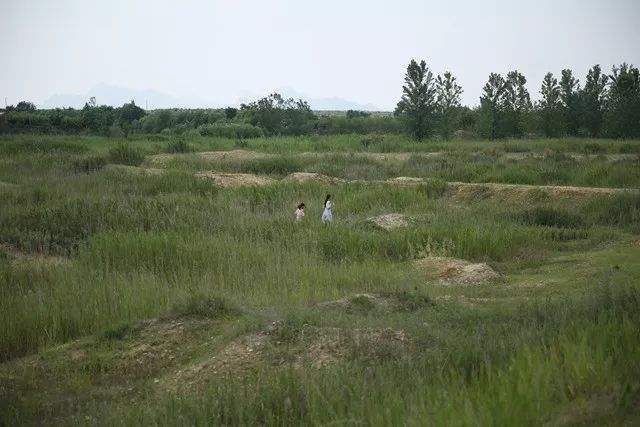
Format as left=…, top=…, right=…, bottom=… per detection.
left=1, top=0, right=639, bottom=110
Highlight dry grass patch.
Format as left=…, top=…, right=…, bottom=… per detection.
left=194, top=172, right=275, bottom=188
left=283, top=172, right=345, bottom=185
left=367, top=213, right=410, bottom=231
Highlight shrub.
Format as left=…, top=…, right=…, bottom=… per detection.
left=108, top=142, right=144, bottom=166
left=198, top=123, right=263, bottom=139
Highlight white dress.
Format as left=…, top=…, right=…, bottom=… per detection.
left=322, top=200, right=333, bottom=223
left=295, top=208, right=305, bottom=221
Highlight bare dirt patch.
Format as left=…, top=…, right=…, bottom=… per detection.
left=367, top=213, right=410, bottom=231
left=194, top=172, right=275, bottom=187
left=282, top=172, right=345, bottom=185
left=414, top=256, right=500, bottom=285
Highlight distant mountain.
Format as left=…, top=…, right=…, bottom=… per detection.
left=277, top=87, right=380, bottom=111
left=42, top=83, right=209, bottom=109
left=42, top=84, right=381, bottom=111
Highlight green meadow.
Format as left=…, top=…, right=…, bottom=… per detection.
left=1, top=134, right=639, bottom=425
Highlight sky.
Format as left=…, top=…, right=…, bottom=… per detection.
left=1, top=0, right=639, bottom=110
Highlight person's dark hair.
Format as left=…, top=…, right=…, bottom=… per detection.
left=297, top=202, right=305, bottom=209
left=324, top=194, right=331, bottom=206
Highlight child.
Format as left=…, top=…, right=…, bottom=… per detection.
left=294, top=202, right=306, bottom=221
left=321, top=194, right=333, bottom=223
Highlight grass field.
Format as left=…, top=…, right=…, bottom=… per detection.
left=1, top=134, right=639, bottom=425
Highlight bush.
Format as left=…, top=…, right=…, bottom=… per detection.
left=73, top=155, right=107, bottom=173
left=108, top=142, right=144, bottom=166
left=198, top=123, right=263, bottom=139
left=516, top=207, right=584, bottom=229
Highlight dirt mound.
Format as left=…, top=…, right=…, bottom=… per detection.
left=282, top=172, right=344, bottom=185
left=194, top=172, right=275, bottom=187
left=414, top=256, right=500, bottom=285
left=448, top=181, right=636, bottom=200
left=198, top=150, right=272, bottom=162
left=387, top=176, right=425, bottom=185
left=317, top=292, right=432, bottom=313
left=367, top=213, right=410, bottom=231
left=165, top=321, right=411, bottom=390
left=105, top=164, right=165, bottom=175
left=148, top=150, right=271, bottom=165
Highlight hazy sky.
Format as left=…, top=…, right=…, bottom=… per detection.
left=2, top=0, right=639, bottom=109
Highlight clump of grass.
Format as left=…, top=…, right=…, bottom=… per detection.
left=102, top=323, right=131, bottom=340
left=165, top=138, right=193, bottom=154
left=163, top=295, right=240, bottom=320
left=415, top=179, right=448, bottom=199
left=244, top=157, right=303, bottom=176
left=108, top=142, right=144, bottom=166
left=349, top=295, right=377, bottom=313
left=388, top=290, right=433, bottom=312
left=516, top=207, right=585, bottom=229
left=72, top=155, right=107, bottom=173
left=584, top=193, right=640, bottom=231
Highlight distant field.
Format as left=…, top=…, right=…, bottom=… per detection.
left=1, top=134, right=639, bottom=425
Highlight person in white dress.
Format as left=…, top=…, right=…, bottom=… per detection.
left=294, top=202, right=305, bottom=221
left=321, top=194, right=333, bottom=223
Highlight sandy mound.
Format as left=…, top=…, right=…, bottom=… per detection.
left=105, top=164, right=165, bottom=175
left=367, top=213, right=410, bottom=230
left=414, top=256, right=500, bottom=285
left=282, top=172, right=344, bottom=184
left=194, top=172, right=275, bottom=187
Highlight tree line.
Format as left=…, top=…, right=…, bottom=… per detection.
left=396, top=59, right=640, bottom=140
left=1, top=60, right=638, bottom=140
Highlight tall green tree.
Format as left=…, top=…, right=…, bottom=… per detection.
left=559, top=69, right=581, bottom=136
left=395, top=59, right=437, bottom=140
left=581, top=65, right=608, bottom=137
left=477, top=73, right=507, bottom=140
left=435, top=71, right=463, bottom=140
left=605, top=63, right=640, bottom=138
left=502, top=71, right=532, bottom=137
left=537, top=72, right=562, bottom=137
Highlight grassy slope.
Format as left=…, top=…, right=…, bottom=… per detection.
left=0, top=134, right=639, bottom=425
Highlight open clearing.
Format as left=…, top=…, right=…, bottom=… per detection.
left=1, top=135, right=639, bottom=425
